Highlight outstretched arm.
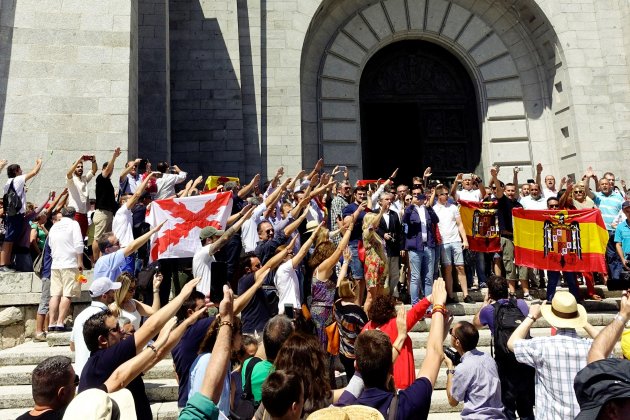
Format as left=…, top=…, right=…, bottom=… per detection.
left=119, top=159, right=141, bottom=182
left=25, top=158, right=43, bottom=182
left=212, top=205, right=254, bottom=251
left=291, top=222, right=322, bottom=268
left=124, top=221, right=166, bottom=257
left=508, top=304, right=540, bottom=352
left=588, top=291, right=630, bottom=363
left=417, top=278, right=448, bottom=386
left=450, top=173, right=462, bottom=200
left=103, top=147, right=121, bottom=179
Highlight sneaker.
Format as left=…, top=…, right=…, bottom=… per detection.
left=446, top=296, right=458, bottom=304
left=0, top=266, right=15, bottom=273
left=47, top=326, right=59, bottom=333
left=33, top=332, right=47, bottom=342
left=523, top=293, right=533, bottom=301
left=479, top=282, right=488, bottom=289
left=463, top=295, right=475, bottom=304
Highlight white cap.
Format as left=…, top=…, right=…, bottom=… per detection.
left=89, top=277, right=122, bottom=297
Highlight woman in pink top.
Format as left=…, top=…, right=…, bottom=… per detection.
left=362, top=293, right=431, bottom=389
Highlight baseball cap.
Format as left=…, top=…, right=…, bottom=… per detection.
left=622, top=201, right=630, bottom=209
left=89, top=277, right=122, bottom=297
left=63, top=388, right=136, bottom=420
left=574, top=358, right=630, bottom=420
left=199, top=226, right=224, bottom=240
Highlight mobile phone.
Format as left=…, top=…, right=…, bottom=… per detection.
left=338, top=165, right=347, bottom=172
left=527, top=178, right=535, bottom=184
left=284, top=304, right=295, bottom=319
left=210, top=261, right=228, bottom=303
left=82, top=155, right=92, bottom=161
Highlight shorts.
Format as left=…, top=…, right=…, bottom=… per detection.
left=348, top=241, right=364, bottom=279
left=92, top=209, right=113, bottom=240
left=4, top=213, right=24, bottom=242
left=50, top=268, right=81, bottom=298
left=441, top=241, right=464, bottom=266
left=74, top=212, right=88, bottom=237
left=37, top=278, right=51, bottom=315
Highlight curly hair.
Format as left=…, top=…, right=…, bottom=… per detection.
left=273, top=332, right=331, bottom=412
left=368, top=294, right=397, bottom=325
left=307, top=241, right=337, bottom=270
left=198, top=316, right=243, bottom=354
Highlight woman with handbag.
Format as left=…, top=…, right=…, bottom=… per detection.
left=332, top=251, right=368, bottom=380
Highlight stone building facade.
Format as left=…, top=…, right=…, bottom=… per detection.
left=0, top=0, right=629, bottom=200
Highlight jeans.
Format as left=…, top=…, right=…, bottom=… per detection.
left=409, top=247, right=435, bottom=304
left=546, top=271, right=579, bottom=302
left=465, top=250, right=487, bottom=287
left=607, top=231, right=624, bottom=280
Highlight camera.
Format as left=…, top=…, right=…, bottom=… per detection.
left=443, top=346, right=461, bottom=366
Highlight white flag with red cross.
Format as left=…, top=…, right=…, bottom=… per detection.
left=146, top=192, right=233, bottom=261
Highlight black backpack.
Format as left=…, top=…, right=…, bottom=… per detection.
left=3, top=180, right=22, bottom=217
left=492, top=298, right=535, bottom=407
left=230, top=357, right=262, bottom=420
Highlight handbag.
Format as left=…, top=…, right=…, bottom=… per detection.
left=33, top=251, right=44, bottom=278
left=325, top=301, right=340, bottom=355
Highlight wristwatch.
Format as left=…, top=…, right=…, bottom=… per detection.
left=526, top=314, right=537, bottom=321
left=447, top=369, right=456, bottom=375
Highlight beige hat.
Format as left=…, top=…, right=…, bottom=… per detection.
left=63, top=388, right=137, bottom=420
left=305, top=220, right=319, bottom=233
left=308, top=406, right=384, bottom=420
left=540, top=291, right=587, bottom=329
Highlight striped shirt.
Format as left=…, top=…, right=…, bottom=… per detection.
left=593, top=191, right=624, bottom=231
left=514, top=329, right=592, bottom=420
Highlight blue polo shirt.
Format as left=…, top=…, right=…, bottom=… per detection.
left=594, top=191, right=624, bottom=231
left=614, top=220, right=630, bottom=255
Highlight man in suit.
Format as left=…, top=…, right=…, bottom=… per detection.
left=376, top=192, right=404, bottom=299
left=403, top=192, right=440, bottom=305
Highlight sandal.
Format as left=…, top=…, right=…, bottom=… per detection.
left=588, top=294, right=602, bottom=301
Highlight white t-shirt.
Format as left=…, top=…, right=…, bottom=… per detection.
left=520, top=196, right=547, bottom=210
left=155, top=172, right=187, bottom=200
left=71, top=301, right=108, bottom=377
left=433, top=202, right=462, bottom=244
left=457, top=188, right=483, bottom=202
left=241, top=203, right=267, bottom=253
left=66, top=172, right=94, bottom=214
left=48, top=217, right=84, bottom=269
left=112, top=206, right=134, bottom=247
left=542, top=187, right=559, bottom=199
left=274, top=259, right=300, bottom=314
left=3, top=175, right=26, bottom=214
left=192, top=243, right=219, bottom=296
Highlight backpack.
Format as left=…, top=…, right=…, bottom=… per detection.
left=261, top=269, right=279, bottom=317
left=492, top=298, right=535, bottom=406
left=3, top=180, right=22, bottom=217
left=230, top=357, right=262, bottom=420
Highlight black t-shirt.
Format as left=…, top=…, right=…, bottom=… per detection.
left=238, top=273, right=271, bottom=334
left=78, top=337, right=151, bottom=420
left=95, top=174, right=118, bottom=212
left=497, top=195, right=522, bottom=235
left=16, top=410, right=62, bottom=420
left=171, top=316, right=215, bottom=408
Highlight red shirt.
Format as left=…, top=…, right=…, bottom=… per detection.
left=362, top=298, right=430, bottom=390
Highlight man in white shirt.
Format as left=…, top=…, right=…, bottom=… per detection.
left=432, top=185, right=472, bottom=304
left=154, top=162, right=187, bottom=200
left=451, top=173, right=486, bottom=202
left=70, top=277, right=120, bottom=377
left=520, top=183, right=547, bottom=210
left=66, top=154, right=97, bottom=236
left=535, top=163, right=561, bottom=199
left=48, top=206, right=84, bottom=331
left=193, top=206, right=253, bottom=296
left=0, top=159, right=42, bottom=272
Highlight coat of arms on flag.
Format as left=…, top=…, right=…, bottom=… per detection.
left=146, top=192, right=233, bottom=261
left=458, top=200, right=501, bottom=252
left=513, top=208, right=608, bottom=272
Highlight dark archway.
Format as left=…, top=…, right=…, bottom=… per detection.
left=360, top=40, right=481, bottom=185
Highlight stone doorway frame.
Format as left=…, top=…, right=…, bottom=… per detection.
left=300, top=0, right=571, bottom=181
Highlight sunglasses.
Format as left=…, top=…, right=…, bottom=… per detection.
left=108, top=325, right=122, bottom=334
left=107, top=240, right=120, bottom=248
left=548, top=204, right=560, bottom=209
left=438, top=192, right=448, bottom=196
left=265, top=229, right=274, bottom=235
left=573, top=190, right=584, bottom=193
left=449, top=327, right=459, bottom=341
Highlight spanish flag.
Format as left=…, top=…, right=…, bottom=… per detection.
left=458, top=200, right=501, bottom=253
left=204, top=176, right=240, bottom=192
left=513, top=208, right=608, bottom=272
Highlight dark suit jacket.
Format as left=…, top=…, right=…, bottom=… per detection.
left=403, top=205, right=440, bottom=251
left=376, top=210, right=403, bottom=256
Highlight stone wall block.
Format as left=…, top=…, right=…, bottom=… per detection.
left=0, top=272, right=34, bottom=294
left=441, top=3, right=471, bottom=40
left=0, top=307, right=23, bottom=326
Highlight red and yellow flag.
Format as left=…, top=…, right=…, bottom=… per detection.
left=458, top=200, right=501, bottom=253
left=513, top=208, right=608, bottom=272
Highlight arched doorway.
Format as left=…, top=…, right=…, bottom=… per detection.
left=360, top=40, right=481, bottom=184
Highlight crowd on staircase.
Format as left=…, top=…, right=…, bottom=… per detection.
left=2, top=152, right=630, bottom=419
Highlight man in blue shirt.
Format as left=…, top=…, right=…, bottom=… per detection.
left=614, top=201, right=630, bottom=269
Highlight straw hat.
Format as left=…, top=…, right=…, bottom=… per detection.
left=540, top=291, right=587, bottom=329
left=63, top=388, right=136, bottom=420
left=305, top=220, right=319, bottom=233
left=308, top=406, right=384, bottom=420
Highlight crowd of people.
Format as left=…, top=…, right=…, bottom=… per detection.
left=3, top=151, right=630, bottom=420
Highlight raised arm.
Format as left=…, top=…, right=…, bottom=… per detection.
left=135, top=273, right=163, bottom=317
left=124, top=221, right=166, bottom=257
left=558, top=182, right=573, bottom=209
left=588, top=291, right=630, bottom=363
left=507, top=304, right=540, bottom=352
left=125, top=171, right=157, bottom=209
left=392, top=306, right=408, bottom=363
left=25, top=158, right=43, bottom=182
left=67, top=156, right=85, bottom=180
left=512, top=167, right=519, bottom=189
left=102, top=147, right=121, bottom=179
left=584, top=167, right=596, bottom=199
left=491, top=167, right=504, bottom=199
left=133, top=277, right=201, bottom=354
left=450, top=173, right=462, bottom=200
left=535, top=163, right=543, bottom=189
left=422, top=167, right=431, bottom=188
left=119, top=159, right=141, bottom=182
left=318, top=212, right=358, bottom=279
left=287, top=169, right=306, bottom=193
left=284, top=206, right=308, bottom=237
left=307, top=158, right=324, bottom=181
left=291, top=222, right=322, bottom=268
left=238, top=174, right=260, bottom=199
left=417, top=278, right=448, bottom=386
left=264, top=177, right=291, bottom=208
left=212, top=205, right=254, bottom=251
